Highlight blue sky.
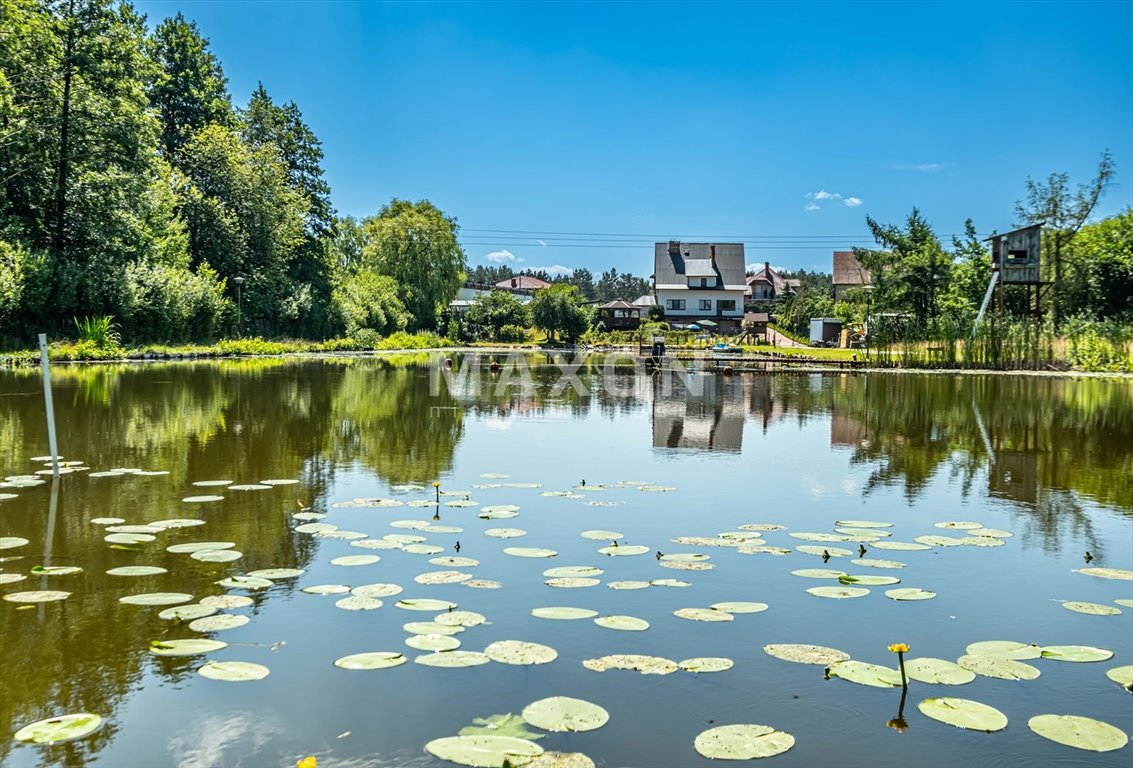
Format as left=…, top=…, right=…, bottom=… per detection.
left=136, top=0, right=1133, bottom=276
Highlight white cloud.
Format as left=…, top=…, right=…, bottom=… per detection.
left=532, top=264, right=574, bottom=276
left=537, top=240, right=547, bottom=247
left=804, top=203, right=820, bottom=212
left=843, top=197, right=863, bottom=207
left=486, top=249, right=522, bottom=264
left=808, top=190, right=841, bottom=201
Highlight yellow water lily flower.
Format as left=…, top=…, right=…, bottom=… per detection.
left=888, top=643, right=910, bottom=654
left=297, top=757, right=317, bottom=768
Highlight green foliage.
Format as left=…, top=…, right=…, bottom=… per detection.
left=363, top=199, right=466, bottom=331
left=73, top=315, right=121, bottom=348
left=332, top=268, right=408, bottom=337
left=122, top=260, right=230, bottom=342
left=530, top=284, right=589, bottom=343
left=857, top=208, right=949, bottom=327
left=1062, top=209, right=1133, bottom=320
left=146, top=12, right=233, bottom=159
left=464, top=291, right=530, bottom=341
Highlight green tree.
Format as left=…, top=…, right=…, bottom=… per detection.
left=180, top=125, right=309, bottom=335
left=530, top=283, right=588, bottom=343
left=146, top=12, right=233, bottom=161
left=332, top=268, right=408, bottom=337
left=938, top=219, right=992, bottom=323
left=856, top=208, right=949, bottom=328
left=1063, top=209, right=1133, bottom=319
left=464, top=289, right=530, bottom=341
left=362, top=199, right=466, bottom=331
left=1015, top=150, right=1116, bottom=325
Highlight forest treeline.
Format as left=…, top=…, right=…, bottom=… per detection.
left=0, top=0, right=469, bottom=346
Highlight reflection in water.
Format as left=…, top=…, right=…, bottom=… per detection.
left=0, top=358, right=1130, bottom=767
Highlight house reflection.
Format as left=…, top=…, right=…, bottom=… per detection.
left=652, top=372, right=745, bottom=451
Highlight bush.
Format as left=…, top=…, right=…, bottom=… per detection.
left=497, top=324, right=526, bottom=342
left=122, top=261, right=230, bottom=342
left=332, top=268, right=410, bottom=338
left=0, top=240, right=51, bottom=344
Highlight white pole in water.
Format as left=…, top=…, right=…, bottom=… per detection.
left=38, top=333, right=60, bottom=477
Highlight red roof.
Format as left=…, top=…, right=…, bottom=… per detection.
left=496, top=275, right=551, bottom=290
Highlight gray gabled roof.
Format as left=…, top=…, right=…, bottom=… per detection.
left=654, top=242, right=747, bottom=291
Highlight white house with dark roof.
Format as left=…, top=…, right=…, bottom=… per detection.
left=653, top=241, right=747, bottom=330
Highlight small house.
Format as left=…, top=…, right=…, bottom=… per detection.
left=743, top=312, right=769, bottom=338
left=596, top=299, right=642, bottom=331
left=653, top=241, right=747, bottom=331
left=833, top=251, right=871, bottom=300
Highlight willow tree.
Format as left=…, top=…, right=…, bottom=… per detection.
left=362, top=199, right=466, bottom=331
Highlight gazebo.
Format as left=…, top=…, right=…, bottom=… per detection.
left=596, top=299, right=642, bottom=331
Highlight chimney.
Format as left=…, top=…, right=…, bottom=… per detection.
left=764, top=261, right=770, bottom=276
left=668, top=240, right=680, bottom=257
left=711, top=244, right=716, bottom=265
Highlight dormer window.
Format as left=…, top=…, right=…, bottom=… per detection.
left=700, top=277, right=708, bottom=288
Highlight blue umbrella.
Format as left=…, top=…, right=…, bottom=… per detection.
left=686, top=323, right=701, bottom=331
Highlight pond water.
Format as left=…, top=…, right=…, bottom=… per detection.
left=1, top=354, right=1131, bottom=768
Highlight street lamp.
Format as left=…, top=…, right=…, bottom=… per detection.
left=233, top=276, right=246, bottom=338
left=863, top=285, right=874, bottom=363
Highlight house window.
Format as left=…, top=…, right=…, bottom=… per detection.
left=699, top=299, right=712, bottom=311
left=700, top=277, right=708, bottom=288
left=718, top=300, right=736, bottom=312
left=666, top=299, right=685, bottom=310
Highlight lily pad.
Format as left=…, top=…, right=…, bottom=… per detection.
left=432, top=556, right=480, bottom=567
left=582, top=654, right=678, bottom=675
left=405, top=621, right=464, bottom=635
left=1028, top=714, right=1128, bottom=752
left=852, top=558, right=906, bottom=569
left=791, top=568, right=847, bottom=579
left=396, top=598, right=458, bottom=612
left=105, top=533, right=155, bottom=544
left=260, top=478, right=299, bottom=486
left=425, top=735, right=543, bottom=767
left=402, top=543, right=444, bottom=555
left=694, top=724, right=795, bottom=760
left=200, top=594, right=253, bottom=609
left=710, top=601, right=769, bottom=614
left=485, top=528, right=526, bottom=538
left=198, top=660, right=269, bottom=681
left=228, top=484, right=271, bottom=491
left=302, top=584, right=351, bottom=595
left=1040, top=645, right=1114, bottom=663
left=1116, top=599, right=1133, bottom=608
left=835, top=520, right=893, bottom=528
left=965, top=640, right=1041, bottom=660
left=797, top=545, right=853, bottom=557
left=31, top=565, right=83, bottom=576
left=546, top=577, right=601, bottom=589
left=763, top=644, right=850, bottom=665
left=14, top=713, right=103, bottom=745
left=1105, top=665, right=1133, bottom=688
left=192, top=480, right=232, bottom=487
left=416, top=571, right=472, bottom=585
left=158, top=604, right=218, bottom=621
left=885, top=588, right=936, bottom=601
left=407, top=634, right=462, bottom=652
left=459, top=713, right=544, bottom=741
left=216, top=575, right=272, bottom=590
left=522, top=697, right=608, bottom=732
left=182, top=495, right=224, bottom=503
left=580, top=530, right=623, bottom=540
left=3, top=590, right=71, bottom=603
left=167, top=541, right=235, bottom=554
left=957, top=654, right=1041, bottom=680
left=1062, top=601, right=1121, bottom=616
left=190, top=549, right=242, bottom=563
left=675, top=607, right=734, bottom=622
left=350, top=538, right=401, bottom=550
left=330, top=555, right=381, bottom=567
left=934, top=521, right=983, bottom=530
left=335, top=596, right=383, bottom=611
left=544, top=566, right=603, bottom=578
left=335, top=652, right=407, bottom=670
left=594, top=615, right=648, bottom=631
left=464, top=579, right=502, bottom=590
left=679, top=657, right=734, bottom=673
left=119, top=592, right=192, bottom=606
left=503, top=547, right=557, bottom=558
left=807, top=586, right=869, bottom=599
left=247, top=568, right=305, bottom=580
left=829, top=660, right=903, bottom=687
left=597, top=545, right=649, bottom=556
left=838, top=574, right=901, bottom=586
left=148, top=638, right=227, bottom=656
left=918, top=697, right=1007, bottom=731
left=415, top=651, right=492, bottom=668
left=188, top=614, right=250, bottom=632
left=905, top=658, right=976, bottom=685
left=532, top=607, right=598, bottom=620
left=352, top=583, right=403, bottom=598
left=485, top=640, right=558, bottom=665
left=871, top=540, right=932, bottom=551
left=435, top=610, right=487, bottom=627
